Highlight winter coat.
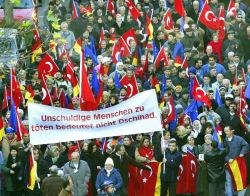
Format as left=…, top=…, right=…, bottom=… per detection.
left=63, top=160, right=91, bottom=196
left=96, top=168, right=123, bottom=194
left=204, top=148, right=227, bottom=183
left=2, top=157, right=23, bottom=192
left=160, top=149, right=182, bottom=182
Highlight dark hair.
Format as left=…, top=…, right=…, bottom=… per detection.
left=208, top=54, right=216, bottom=59
left=114, top=144, right=124, bottom=153
left=138, top=136, right=152, bottom=149
left=87, top=142, right=97, bottom=154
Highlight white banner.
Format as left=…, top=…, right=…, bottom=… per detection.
left=28, top=90, right=162, bottom=145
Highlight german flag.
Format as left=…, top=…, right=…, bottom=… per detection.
left=227, top=154, right=250, bottom=192
left=151, top=74, right=160, bottom=94
left=27, top=153, right=37, bottom=190
left=31, top=25, right=43, bottom=62
left=134, top=162, right=162, bottom=196
left=132, top=51, right=139, bottom=66
left=0, top=117, right=4, bottom=141
left=73, top=38, right=83, bottom=55
left=145, top=15, right=154, bottom=41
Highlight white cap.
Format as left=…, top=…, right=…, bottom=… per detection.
left=105, top=157, right=114, bottom=166
left=102, top=57, right=111, bottom=64
left=184, top=24, right=189, bottom=30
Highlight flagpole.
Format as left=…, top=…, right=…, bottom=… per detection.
left=161, top=129, right=166, bottom=174
left=196, top=0, right=206, bottom=25
left=30, top=148, right=40, bottom=189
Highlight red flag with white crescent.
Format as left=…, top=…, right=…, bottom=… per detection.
left=126, top=0, right=141, bottom=21
left=199, top=1, right=219, bottom=30
left=112, top=42, right=121, bottom=65
left=120, top=74, right=139, bottom=98
left=41, top=75, right=53, bottom=106
left=37, top=53, right=59, bottom=78
left=163, top=9, right=174, bottom=30
left=192, top=76, right=211, bottom=107
left=176, top=150, right=198, bottom=194
left=167, top=95, right=175, bottom=122
left=121, top=28, right=138, bottom=46
left=119, top=37, right=131, bottom=58
left=107, top=0, right=116, bottom=16
left=227, top=0, right=237, bottom=17
left=154, top=46, right=168, bottom=69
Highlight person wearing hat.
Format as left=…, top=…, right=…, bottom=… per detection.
left=2, top=127, right=19, bottom=161
left=41, top=165, right=64, bottom=196
left=63, top=151, right=91, bottom=196
left=222, top=29, right=241, bottom=59
left=96, top=158, right=123, bottom=195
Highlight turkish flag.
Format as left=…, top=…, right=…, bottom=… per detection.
left=32, top=25, right=42, bottom=52
left=41, top=74, right=53, bottom=105
left=65, top=64, right=78, bottom=87
left=10, top=68, right=22, bottom=107
left=154, top=46, right=168, bottom=69
left=227, top=0, right=237, bottom=17
left=119, top=37, right=131, bottom=58
left=163, top=9, right=174, bottom=30
left=37, top=53, right=59, bottom=78
left=79, top=50, right=98, bottom=111
left=126, top=0, right=141, bottom=20
left=1, top=86, right=8, bottom=111
left=199, top=1, right=219, bottom=30
left=176, top=150, right=198, bottom=194
left=128, top=165, right=139, bottom=196
left=174, top=0, right=185, bottom=16
left=112, top=42, right=121, bottom=65
left=192, top=76, right=211, bottom=107
left=99, top=27, right=105, bottom=49
left=218, top=6, right=226, bottom=41
left=107, top=0, right=116, bottom=15
left=120, top=74, right=138, bottom=98
left=167, top=95, right=175, bottom=122
left=136, top=162, right=162, bottom=196
left=121, top=28, right=138, bottom=47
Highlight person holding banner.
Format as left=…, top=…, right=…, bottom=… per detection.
left=160, top=139, right=182, bottom=196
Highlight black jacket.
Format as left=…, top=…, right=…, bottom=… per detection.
left=204, top=148, right=227, bottom=183
left=110, top=153, right=150, bottom=187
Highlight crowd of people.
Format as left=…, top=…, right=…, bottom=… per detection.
left=1, top=0, right=250, bottom=195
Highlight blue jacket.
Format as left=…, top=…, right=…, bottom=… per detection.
left=96, top=168, right=123, bottom=192
left=161, top=149, right=182, bottom=182
left=224, top=135, right=249, bottom=162
left=201, top=63, right=226, bottom=78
